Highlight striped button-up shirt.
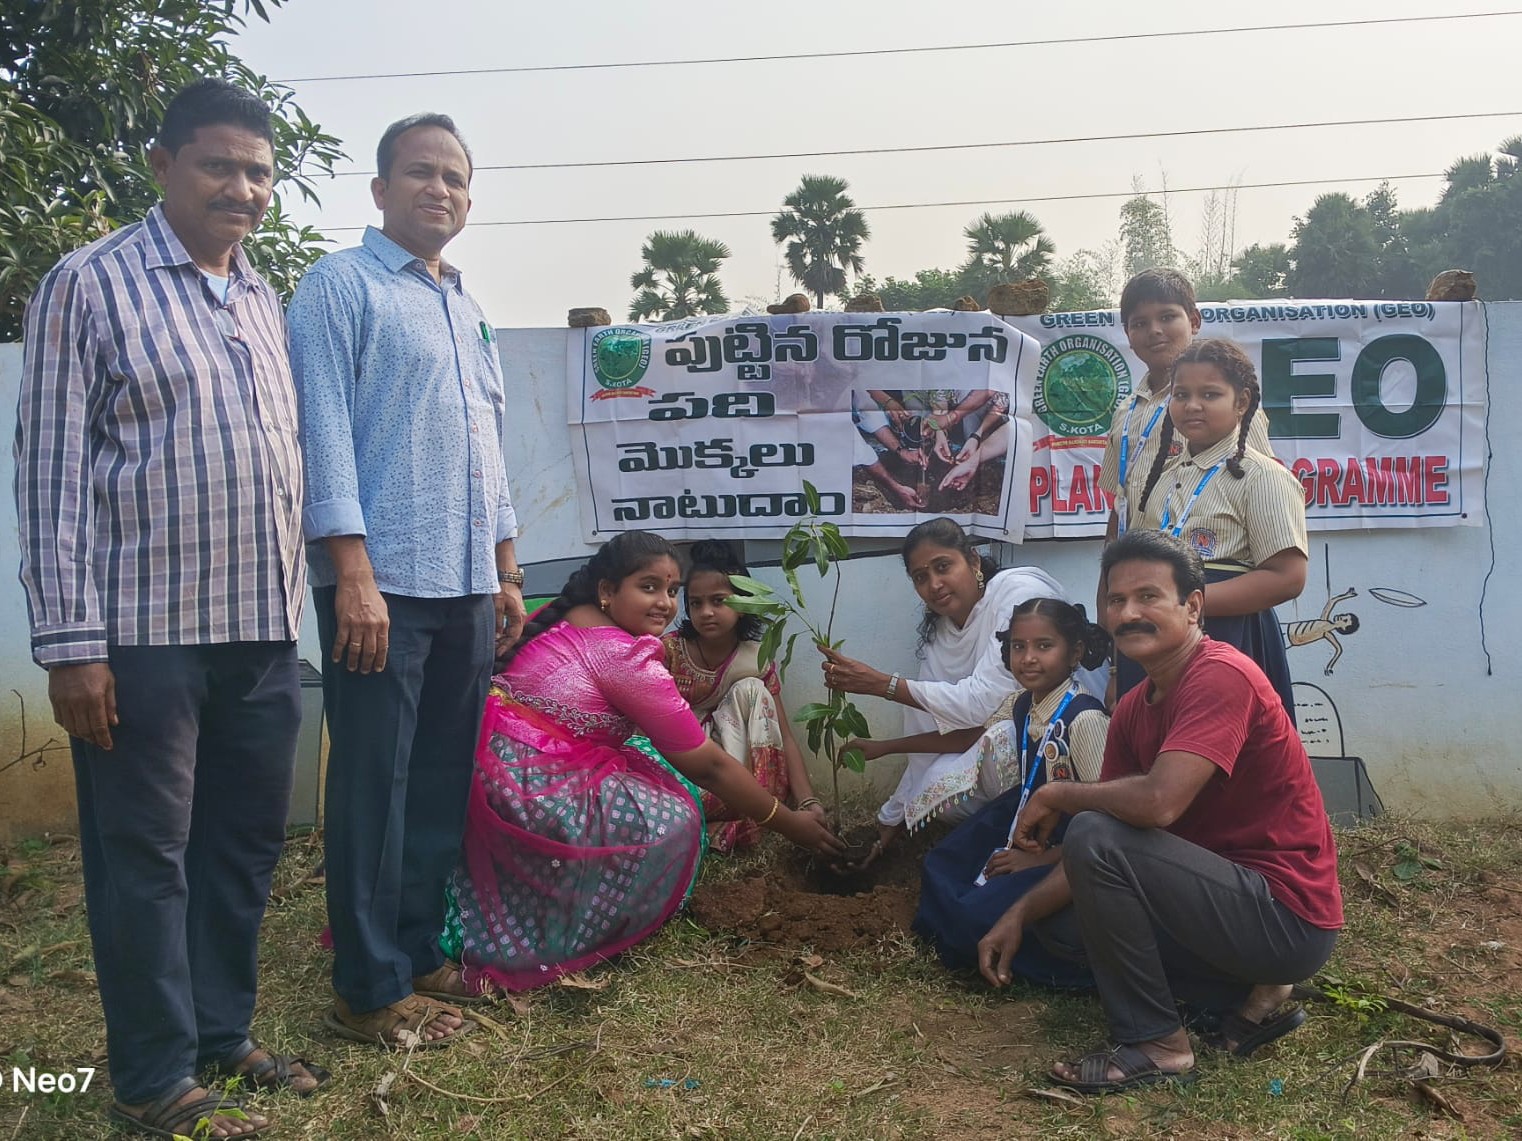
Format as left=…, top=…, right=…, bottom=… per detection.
left=14, top=205, right=305, bottom=667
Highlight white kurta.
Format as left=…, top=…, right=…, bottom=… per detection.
left=877, top=567, right=1107, bottom=831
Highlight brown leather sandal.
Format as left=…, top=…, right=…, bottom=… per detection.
left=323, top=993, right=476, bottom=1049
left=205, top=1036, right=331, bottom=1096
left=109, top=1075, right=268, bottom=1138
left=413, top=961, right=498, bottom=1006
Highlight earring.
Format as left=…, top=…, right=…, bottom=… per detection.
left=599, top=598, right=610, bottom=613
left=974, top=568, right=986, bottom=590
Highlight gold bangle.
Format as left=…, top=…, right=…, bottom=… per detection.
left=757, top=796, right=780, bottom=826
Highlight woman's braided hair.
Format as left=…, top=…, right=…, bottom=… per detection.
left=677, top=539, right=765, bottom=643
left=1137, top=337, right=1261, bottom=515
left=900, top=517, right=1001, bottom=659
left=497, top=530, right=679, bottom=669
left=995, top=596, right=1113, bottom=675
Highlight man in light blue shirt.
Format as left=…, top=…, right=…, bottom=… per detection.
left=288, top=112, right=525, bottom=1047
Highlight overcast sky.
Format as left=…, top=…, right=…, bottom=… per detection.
left=235, top=1, right=1522, bottom=326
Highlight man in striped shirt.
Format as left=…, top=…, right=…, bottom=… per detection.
left=14, top=79, right=323, bottom=1138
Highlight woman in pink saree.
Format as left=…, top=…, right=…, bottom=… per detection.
left=447, top=532, right=843, bottom=991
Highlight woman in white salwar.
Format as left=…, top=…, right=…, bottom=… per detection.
left=820, top=518, right=1103, bottom=861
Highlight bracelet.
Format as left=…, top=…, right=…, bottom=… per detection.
left=885, top=672, right=901, bottom=700
left=497, top=569, right=525, bottom=586
left=756, top=796, right=780, bottom=826
left=796, top=797, right=822, bottom=811
left=966, top=432, right=983, bottom=445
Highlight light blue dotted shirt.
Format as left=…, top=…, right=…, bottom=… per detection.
left=288, top=226, right=517, bottom=597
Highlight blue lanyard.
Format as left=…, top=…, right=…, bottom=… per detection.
left=1159, top=461, right=1224, bottom=536
left=1117, top=398, right=1167, bottom=487
left=1011, top=685, right=1080, bottom=826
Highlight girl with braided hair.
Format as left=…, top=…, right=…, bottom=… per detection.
left=1114, top=337, right=1307, bottom=720
left=445, top=531, right=843, bottom=991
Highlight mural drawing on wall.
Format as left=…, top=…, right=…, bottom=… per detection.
left=1284, top=545, right=1429, bottom=821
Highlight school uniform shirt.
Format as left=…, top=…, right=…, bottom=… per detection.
left=1098, top=383, right=1274, bottom=504
left=1134, top=435, right=1307, bottom=566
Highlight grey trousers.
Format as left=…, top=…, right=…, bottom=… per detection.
left=1035, top=812, right=1338, bottom=1044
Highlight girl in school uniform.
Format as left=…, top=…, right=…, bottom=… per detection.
left=1118, top=337, right=1308, bottom=721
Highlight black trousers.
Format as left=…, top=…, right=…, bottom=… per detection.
left=70, top=642, right=299, bottom=1104
left=1035, top=812, right=1338, bottom=1045
left=317, top=589, right=494, bottom=1011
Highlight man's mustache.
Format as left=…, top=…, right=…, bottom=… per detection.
left=1114, top=621, right=1158, bottom=637
left=210, top=202, right=259, bottom=217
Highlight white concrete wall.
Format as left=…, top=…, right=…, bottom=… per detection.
left=2, top=304, right=1517, bottom=833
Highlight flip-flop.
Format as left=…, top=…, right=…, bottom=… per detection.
left=1048, top=1043, right=1197, bottom=1095
left=205, top=1036, right=331, bottom=1096
left=1208, top=1002, right=1307, bottom=1058
left=110, top=1075, right=268, bottom=1138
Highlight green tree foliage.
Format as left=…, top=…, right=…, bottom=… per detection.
left=1286, top=193, right=1384, bottom=298
left=957, top=210, right=1055, bottom=297
left=627, top=229, right=731, bottom=321
left=1118, top=191, right=1176, bottom=280
left=1230, top=243, right=1292, bottom=298
left=1047, top=248, right=1115, bottom=312
left=1415, top=136, right=1522, bottom=300
left=0, top=0, right=344, bottom=339
left=846, top=268, right=965, bottom=311
left=770, top=174, right=870, bottom=308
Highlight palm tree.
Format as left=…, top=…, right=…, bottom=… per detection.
left=628, top=229, right=732, bottom=321
left=959, top=210, right=1056, bottom=296
left=770, top=174, right=870, bottom=308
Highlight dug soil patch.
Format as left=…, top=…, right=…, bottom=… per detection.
left=689, top=827, right=937, bottom=951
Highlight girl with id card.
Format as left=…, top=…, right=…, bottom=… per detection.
left=1115, top=338, right=1308, bottom=721
left=912, top=599, right=1109, bottom=986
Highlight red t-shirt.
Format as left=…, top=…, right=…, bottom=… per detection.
left=1103, top=638, right=1343, bottom=929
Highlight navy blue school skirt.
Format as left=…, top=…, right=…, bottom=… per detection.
left=912, top=785, right=1093, bottom=988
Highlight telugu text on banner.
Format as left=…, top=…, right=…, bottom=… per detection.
left=567, top=311, right=1039, bottom=541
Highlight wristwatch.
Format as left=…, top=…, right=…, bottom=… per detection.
left=497, top=569, right=525, bottom=586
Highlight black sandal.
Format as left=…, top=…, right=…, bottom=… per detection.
left=109, top=1075, right=267, bottom=1138
left=206, top=1035, right=331, bottom=1097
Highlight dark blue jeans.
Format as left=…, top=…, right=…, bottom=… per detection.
left=70, top=642, right=300, bottom=1104
left=317, top=589, right=494, bottom=1011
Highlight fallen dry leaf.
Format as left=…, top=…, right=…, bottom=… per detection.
left=557, top=972, right=609, bottom=991
left=1023, top=1086, right=1090, bottom=1109
left=372, top=1070, right=398, bottom=1117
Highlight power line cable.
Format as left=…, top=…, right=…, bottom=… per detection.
left=319, top=170, right=1447, bottom=232
left=277, top=10, right=1522, bottom=83
left=324, top=109, right=1522, bottom=176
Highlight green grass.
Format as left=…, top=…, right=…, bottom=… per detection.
left=0, top=815, right=1518, bottom=1139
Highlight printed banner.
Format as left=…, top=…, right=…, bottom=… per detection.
left=1007, top=300, right=1488, bottom=537
left=568, top=312, right=1039, bottom=541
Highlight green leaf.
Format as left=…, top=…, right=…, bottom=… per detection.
left=757, top=619, right=782, bottom=667
left=780, top=631, right=802, bottom=676
left=814, top=540, right=830, bottom=578
left=723, top=595, right=784, bottom=616
left=823, top=525, right=850, bottom=561
left=839, top=746, right=867, bottom=773
left=1392, top=860, right=1423, bottom=882
left=726, top=574, right=776, bottom=599
left=841, top=703, right=871, bottom=738
left=803, top=479, right=823, bottom=515
left=793, top=702, right=833, bottom=724
left=806, top=723, right=824, bottom=754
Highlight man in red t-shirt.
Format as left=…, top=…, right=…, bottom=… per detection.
left=977, top=529, right=1342, bottom=1094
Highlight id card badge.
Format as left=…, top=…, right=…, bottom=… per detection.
left=1114, top=490, right=1129, bottom=536
left=973, top=848, right=1007, bottom=887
